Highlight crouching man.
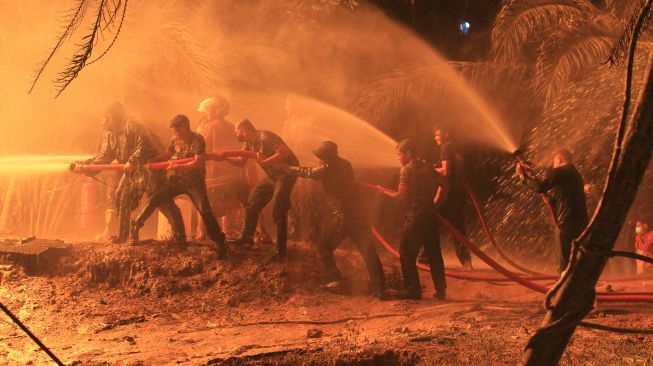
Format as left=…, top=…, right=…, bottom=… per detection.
left=286, top=141, right=387, bottom=298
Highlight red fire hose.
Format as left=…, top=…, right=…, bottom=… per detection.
left=462, top=180, right=551, bottom=276
left=70, top=150, right=259, bottom=172
left=364, top=182, right=653, bottom=302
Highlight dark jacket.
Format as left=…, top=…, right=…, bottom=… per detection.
left=526, top=164, right=588, bottom=227
left=289, top=157, right=364, bottom=221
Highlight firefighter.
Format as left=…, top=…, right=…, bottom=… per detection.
left=286, top=141, right=387, bottom=298
left=130, top=115, right=230, bottom=259
left=516, top=148, right=589, bottom=273
left=196, top=96, right=250, bottom=240
left=75, top=102, right=185, bottom=243
left=376, top=139, right=447, bottom=300
left=218, top=119, right=299, bottom=259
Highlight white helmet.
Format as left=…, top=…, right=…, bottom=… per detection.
left=198, top=95, right=229, bottom=118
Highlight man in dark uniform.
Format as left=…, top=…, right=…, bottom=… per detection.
left=130, top=115, right=229, bottom=259
left=220, top=119, right=299, bottom=258
left=76, top=102, right=185, bottom=243
left=434, top=127, right=472, bottom=269
left=516, top=148, right=588, bottom=273
left=286, top=141, right=386, bottom=297
left=377, top=139, right=447, bottom=300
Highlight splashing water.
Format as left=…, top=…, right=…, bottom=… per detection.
left=283, top=94, right=399, bottom=168
left=0, top=155, right=91, bottom=174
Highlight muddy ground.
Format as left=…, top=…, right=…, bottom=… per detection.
left=1, top=240, right=652, bottom=366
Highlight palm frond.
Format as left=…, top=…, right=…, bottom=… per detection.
left=87, top=0, right=128, bottom=66
left=29, top=0, right=88, bottom=93
left=354, top=62, right=529, bottom=125
left=156, top=21, right=222, bottom=92
left=492, top=0, right=598, bottom=62
left=53, top=0, right=108, bottom=97
left=535, top=26, right=614, bottom=105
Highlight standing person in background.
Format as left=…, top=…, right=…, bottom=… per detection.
left=635, top=221, right=653, bottom=273
left=196, top=96, right=250, bottom=240
left=433, top=127, right=472, bottom=270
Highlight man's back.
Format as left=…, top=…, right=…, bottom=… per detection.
left=542, top=164, right=588, bottom=227
left=400, top=159, right=436, bottom=218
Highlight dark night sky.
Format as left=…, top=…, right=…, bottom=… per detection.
left=370, top=0, right=611, bottom=60
left=369, top=0, right=504, bottom=60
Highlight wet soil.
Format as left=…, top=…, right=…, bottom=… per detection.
left=1, top=240, right=652, bottom=365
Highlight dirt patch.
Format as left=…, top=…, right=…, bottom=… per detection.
left=1, top=240, right=652, bottom=366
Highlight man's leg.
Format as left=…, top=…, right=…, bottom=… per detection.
left=132, top=179, right=183, bottom=242
left=112, top=174, right=130, bottom=243
left=318, top=214, right=346, bottom=285
left=398, top=216, right=424, bottom=299
left=158, top=200, right=186, bottom=242
left=185, top=184, right=229, bottom=258
left=558, top=222, right=585, bottom=274
left=348, top=219, right=386, bottom=294
left=441, top=203, right=472, bottom=268
left=422, top=218, right=447, bottom=299
left=271, top=175, right=297, bottom=256
left=235, top=178, right=274, bottom=245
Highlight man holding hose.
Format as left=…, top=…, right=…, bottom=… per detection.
left=516, top=149, right=588, bottom=273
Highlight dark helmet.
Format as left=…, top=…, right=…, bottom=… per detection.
left=313, top=141, right=338, bottom=161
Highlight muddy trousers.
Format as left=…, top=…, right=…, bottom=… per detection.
left=439, top=203, right=471, bottom=266
left=114, top=174, right=185, bottom=242
left=558, top=220, right=587, bottom=274
left=318, top=215, right=385, bottom=291
left=135, top=178, right=225, bottom=245
left=242, top=175, right=297, bottom=253
left=399, top=214, right=446, bottom=297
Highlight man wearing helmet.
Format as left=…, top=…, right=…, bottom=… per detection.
left=195, top=96, right=252, bottom=240
left=285, top=141, right=387, bottom=298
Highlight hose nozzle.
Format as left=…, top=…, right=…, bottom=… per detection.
left=512, top=148, right=532, bottom=167
left=69, top=161, right=86, bottom=173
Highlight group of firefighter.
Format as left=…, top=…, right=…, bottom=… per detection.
left=75, top=97, right=590, bottom=301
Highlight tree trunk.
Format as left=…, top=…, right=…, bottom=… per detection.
left=522, top=51, right=653, bottom=364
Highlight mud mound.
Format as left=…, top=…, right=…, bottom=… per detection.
left=1, top=240, right=374, bottom=304
left=209, top=348, right=420, bottom=366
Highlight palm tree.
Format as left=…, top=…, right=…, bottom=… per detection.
left=491, top=0, right=644, bottom=106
